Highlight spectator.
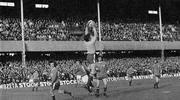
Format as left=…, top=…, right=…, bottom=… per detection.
left=0, top=17, right=180, bottom=41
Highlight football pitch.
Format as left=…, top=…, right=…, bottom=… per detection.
left=1, top=77, right=180, bottom=100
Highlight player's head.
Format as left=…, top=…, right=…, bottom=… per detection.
left=154, top=60, right=158, bottom=64
left=50, top=61, right=57, bottom=68
left=34, top=70, right=38, bottom=73
left=76, top=61, right=81, bottom=65
left=97, top=56, right=102, bottom=62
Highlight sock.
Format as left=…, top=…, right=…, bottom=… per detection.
left=89, top=81, right=94, bottom=87
left=87, top=76, right=93, bottom=87
left=84, top=85, right=92, bottom=93
left=154, top=83, right=156, bottom=88
left=129, top=80, right=132, bottom=86
left=154, top=82, right=157, bottom=88
left=64, top=90, right=71, bottom=96
left=157, top=82, right=159, bottom=88
left=104, top=87, right=107, bottom=92
left=103, top=87, right=107, bottom=96
left=52, top=96, right=55, bottom=100
left=36, top=87, right=38, bottom=91
left=95, top=88, right=100, bottom=97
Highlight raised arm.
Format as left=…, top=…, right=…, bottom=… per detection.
left=84, top=20, right=97, bottom=43
left=85, top=26, right=88, bottom=35
left=91, top=25, right=97, bottom=42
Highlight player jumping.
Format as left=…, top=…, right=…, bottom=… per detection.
left=49, top=61, right=72, bottom=100
left=83, top=20, right=97, bottom=93
left=84, top=20, right=97, bottom=64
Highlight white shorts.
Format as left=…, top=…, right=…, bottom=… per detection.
left=76, top=75, right=82, bottom=80
left=81, top=75, right=89, bottom=84
left=29, top=79, right=34, bottom=83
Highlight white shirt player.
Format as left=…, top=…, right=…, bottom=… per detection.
left=84, top=21, right=97, bottom=54
left=88, top=63, right=97, bottom=76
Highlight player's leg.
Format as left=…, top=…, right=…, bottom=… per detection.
left=153, top=76, right=156, bottom=88
left=55, top=81, right=72, bottom=96
left=154, top=75, right=159, bottom=88
left=82, top=75, right=93, bottom=93
left=50, top=84, right=56, bottom=100
left=95, top=79, right=100, bottom=97
left=34, top=79, right=39, bottom=91
left=31, top=79, right=35, bottom=91
left=75, top=75, right=81, bottom=87
left=32, top=87, right=35, bottom=91
left=102, top=78, right=108, bottom=96
left=156, top=75, right=160, bottom=88
left=57, top=89, right=72, bottom=96
left=86, top=54, right=94, bottom=88
left=129, top=76, right=133, bottom=86
left=85, top=54, right=96, bottom=94
left=88, top=75, right=94, bottom=88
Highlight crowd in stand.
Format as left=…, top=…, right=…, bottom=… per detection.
left=1, top=54, right=180, bottom=84
left=0, top=17, right=180, bottom=41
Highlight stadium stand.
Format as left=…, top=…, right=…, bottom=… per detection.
left=1, top=52, right=180, bottom=84
left=0, top=17, right=180, bottom=41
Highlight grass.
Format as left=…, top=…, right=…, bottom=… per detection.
left=0, top=77, right=180, bottom=100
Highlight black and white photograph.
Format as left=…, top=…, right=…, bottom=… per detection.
left=0, top=0, right=180, bottom=100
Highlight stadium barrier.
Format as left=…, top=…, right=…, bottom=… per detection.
left=1, top=73, right=180, bottom=89
left=1, top=41, right=180, bottom=52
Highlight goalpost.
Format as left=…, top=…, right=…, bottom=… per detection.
left=158, top=4, right=164, bottom=62
left=19, top=0, right=163, bottom=67
left=20, top=0, right=26, bottom=68
left=97, top=0, right=103, bottom=56
left=97, top=0, right=101, bottom=42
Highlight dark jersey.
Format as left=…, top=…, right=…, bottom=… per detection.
left=74, top=66, right=87, bottom=76
left=96, top=61, right=108, bottom=78
left=50, top=67, right=58, bottom=83
left=153, top=63, right=161, bottom=75
left=127, top=67, right=136, bottom=75
left=33, top=71, right=39, bottom=80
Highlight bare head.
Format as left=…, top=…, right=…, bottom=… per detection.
left=50, top=61, right=57, bottom=68
left=76, top=61, right=81, bottom=65
left=98, top=56, right=102, bottom=62
left=154, top=60, right=158, bottom=64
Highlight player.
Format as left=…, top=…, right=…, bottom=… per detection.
left=85, top=62, right=97, bottom=94
left=42, top=68, right=49, bottom=82
left=152, top=60, right=162, bottom=89
left=84, top=20, right=97, bottom=64
left=94, top=56, right=108, bottom=97
left=73, top=61, right=88, bottom=87
left=49, top=61, right=72, bottom=100
left=83, top=20, right=97, bottom=93
left=73, top=61, right=94, bottom=94
left=126, top=66, right=137, bottom=86
left=31, top=70, right=39, bottom=91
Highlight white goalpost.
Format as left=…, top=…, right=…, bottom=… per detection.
left=20, top=0, right=26, bottom=68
